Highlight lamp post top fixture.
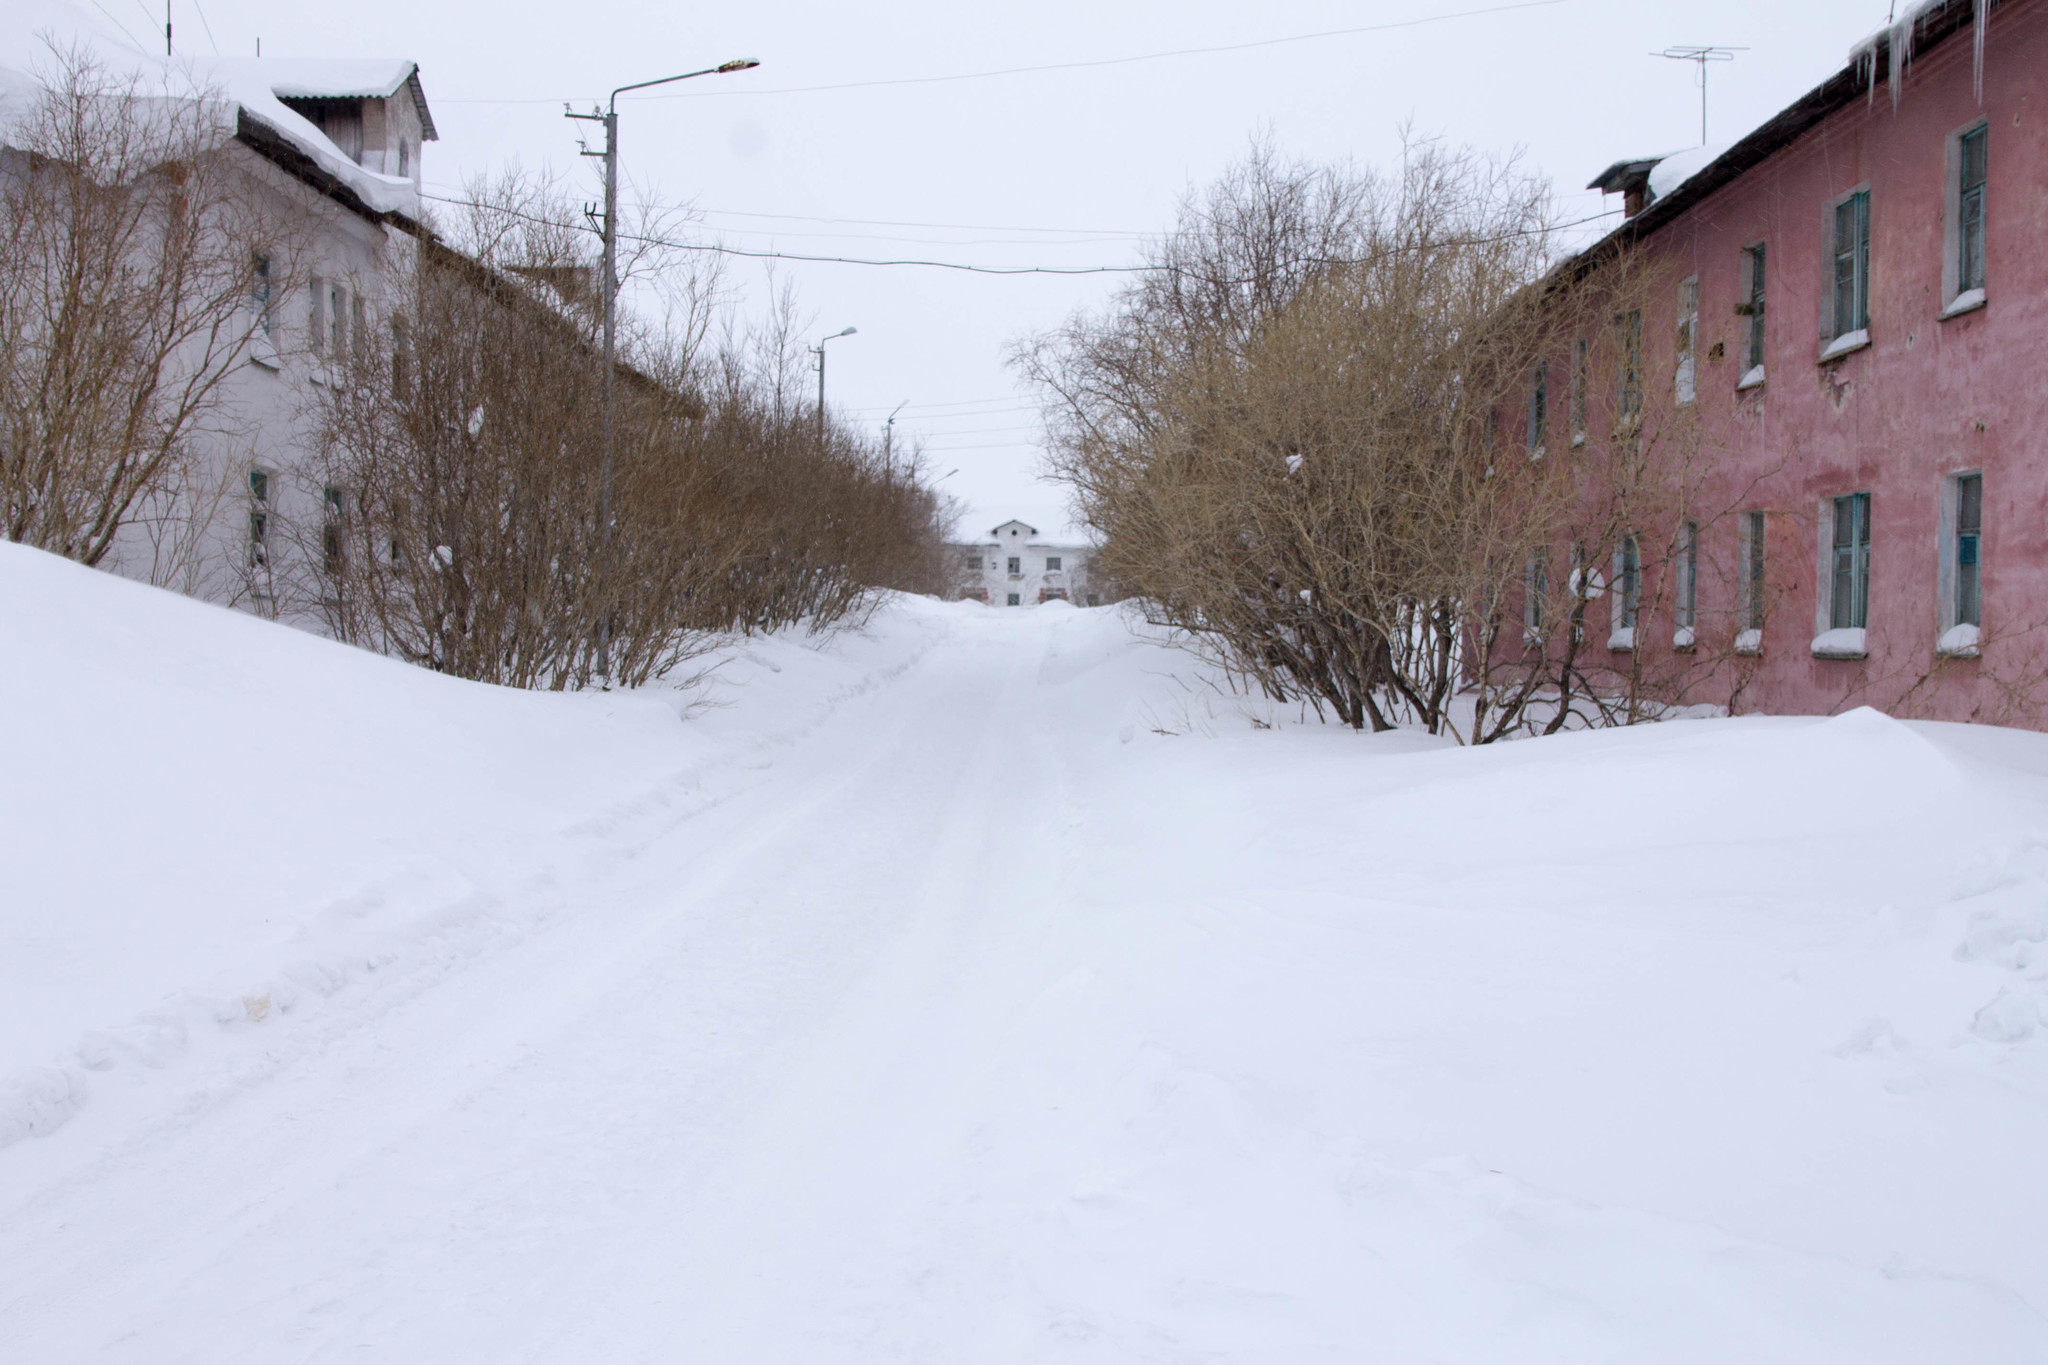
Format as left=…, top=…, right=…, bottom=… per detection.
left=828, top=326, right=857, bottom=339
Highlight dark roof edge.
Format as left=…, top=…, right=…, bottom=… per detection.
left=234, top=108, right=423, bottom=231
left=1574, top=0, right=2001, bottom=267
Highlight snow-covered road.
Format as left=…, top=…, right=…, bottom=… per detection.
left=5, top=544, right=2048, bottom=1361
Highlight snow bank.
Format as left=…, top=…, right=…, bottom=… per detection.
left=5, top=557, right=2048, bottom=1359
left=0, top=545, right=947, bottom=1149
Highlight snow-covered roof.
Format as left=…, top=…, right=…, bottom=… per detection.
left=991, top=520, right=1040, bottom=536
left=0, top=1, right=429, bottom=219
left=1573, top=0, right=1998, bottom=267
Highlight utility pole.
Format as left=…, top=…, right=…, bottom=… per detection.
left=564, top=57, right=758, bottom=683
left=166, top=2, right=172, bottom=55
left=1655, top=46, right=1745, bottom=145
left=883, top=399, right=907, bottom=468
left=810, top=326, right=857, bottom=445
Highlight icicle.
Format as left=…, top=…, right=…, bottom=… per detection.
left=1887, top=14, right=1913, bottom=109
left=1974, top=0, right=1989, bottom=104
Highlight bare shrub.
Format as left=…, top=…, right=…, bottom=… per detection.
left=308, top=176, right=951, bottom=688
left=0, top=41, right=301, bottom=584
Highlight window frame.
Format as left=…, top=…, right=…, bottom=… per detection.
left=1673, top=520, right=1698, bottom=647
left=1615, top=310, right=1642, bottom=426
left=1673, top=276, right=1698, bottom=406
left=1938, top=471, right=1983, bottom=642
left=1524, top=547, right=1546, bottom=642
left=1610, top=533, right=1641, bottom=650
left=1822, top=187, right=1871, bottom=349
left=1569, top=337, right=1587, bottom=445
left=1737, top=242, right=1767, bottom=382
left=1527, top=363, right=1547, bottom=456
left=1942, top=119, right=1989, bottom=316
left=1819, top=491, right=1872, bottom=634
left=1739, top=510, right=1767, bottom=639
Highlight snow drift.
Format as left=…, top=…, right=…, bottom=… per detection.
left=4, top=544, right=2048, bottom=1362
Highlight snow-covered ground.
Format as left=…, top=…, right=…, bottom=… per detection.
left=4, top=540, right=2047, bottom=1362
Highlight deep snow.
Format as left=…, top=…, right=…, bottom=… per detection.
left=4, top=541, right=2048, bottom=1362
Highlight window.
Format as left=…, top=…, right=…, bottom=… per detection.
left=392, top=317, right=411, bottom=396
left=397, top=139, right=411, bottom=178
left=329, top=283, right=348, bottom=357
left=1958, top=126, right=1986, bottom=295
left=350, top=295, right=366, bottom=363
left=966, top=556, right=983, bottom=570
left=1616, top=311, right=1642, bottom=423
left=322, top=486, right=347, bottom=575
left=1046, top=556, right=1062, bottom=571
left=308, top=276, right=323, bottom=353
left=1955, top=473, right=1982, bottom=628
left=1614, top=535, right=1641, bottom=633
left=1674, top=278, right=1698, bottom=405
left=1527, top=364, right=1547, bottom=454
left=1739, top=244, right=1767, bottom=377
left=1741, top=511, right=1767, bottom=635
left=1831, top=191, right=1870, bottom=341
left=247, top=468, right=271, bottom=566
left=251, top=254, right=273, bottom=338
left=1830, top=493, right=1870, bottom=630
left=1569, top=337, right=1587, bottom=443
left=1007, top=556, right=1020, bottom=575
left=1524, top=548, right=1546, bottom=636
left=1006, top=592, right=1020, bottom=606
left=1674, top=521, right=1697, bottom=643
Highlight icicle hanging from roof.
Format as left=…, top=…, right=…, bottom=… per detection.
left=1974, top=0, right=1989, bottom=102
left=1849, top=0, right=1993, bottom=110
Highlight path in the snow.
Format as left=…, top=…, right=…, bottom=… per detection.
left=5, top=584, right=2048, bottom=1363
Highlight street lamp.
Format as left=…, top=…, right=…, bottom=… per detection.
left=811, top=326, right=857, bottom=445
left=565, top=56, right=760, bottom=682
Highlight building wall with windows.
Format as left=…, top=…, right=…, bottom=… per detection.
left=1517, top=0, right=2047, bottom=724
left=948, top=521, right=1102, bottom=607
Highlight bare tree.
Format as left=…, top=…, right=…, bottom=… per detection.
left=0, top=42, right=301, bottom=584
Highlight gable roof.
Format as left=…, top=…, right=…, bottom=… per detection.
left=991, top=520, right=1039, bottom=536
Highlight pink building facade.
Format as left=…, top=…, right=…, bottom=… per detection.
left=1523, top=0, right=2048, bottom=726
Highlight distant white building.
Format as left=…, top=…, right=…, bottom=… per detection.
left=949, top=520, right=1102, bottom=607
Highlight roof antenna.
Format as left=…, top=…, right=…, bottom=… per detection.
left=1655, top=45, right=1746, bottom=145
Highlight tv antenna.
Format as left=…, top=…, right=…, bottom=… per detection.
left=1655, top=46, right=1746, bottom=145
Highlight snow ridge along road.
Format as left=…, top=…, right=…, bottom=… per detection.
left=3, top=542, right=2048, bottom=1362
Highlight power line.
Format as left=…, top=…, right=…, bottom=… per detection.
left=432, top=0, right=1569, bottom=105
left=420, top=191, right=1621, bottom=278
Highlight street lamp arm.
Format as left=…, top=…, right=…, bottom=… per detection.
left=610, top=58, right=761, bottom=110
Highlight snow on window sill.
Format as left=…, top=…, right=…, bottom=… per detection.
left=1736, top=364, right=1765, bottom=391
left=1734, top=628, right=1763, bottom=656
left=248, top=337, right=281, bottom=371
left=1673, top=625, right=1696, bottom=652
left=1570, top=431, right=1586, bottom=448
left=1818, top=329, right=1870, bottom=363
left=1528, top=444, right=1546, bottom=462
left=1607, top=627, right=1635, bottom=653
left=1811, top=627, right=1867, bottom=659
left=1939, top=288, right=1986, bottom=321
left=1937, top=622, right=1982, bottom=658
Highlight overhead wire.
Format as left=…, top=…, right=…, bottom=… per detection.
left=420, top=191, right=1623, bottom=278
left=431, top=1, right=1568, bottom=105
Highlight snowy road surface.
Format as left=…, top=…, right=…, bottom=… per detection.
left=5, top=543, right=2048, bottom=1362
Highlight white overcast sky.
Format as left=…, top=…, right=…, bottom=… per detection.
left=128, top=0, right=1895, bottom=538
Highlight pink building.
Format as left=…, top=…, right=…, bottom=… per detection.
left=1529, top=0, right=2047, bottom=726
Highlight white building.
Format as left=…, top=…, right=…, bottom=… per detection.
left=950, top=520, right=1102, bottom=607
left=1, top=6, right=437, bottom=618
